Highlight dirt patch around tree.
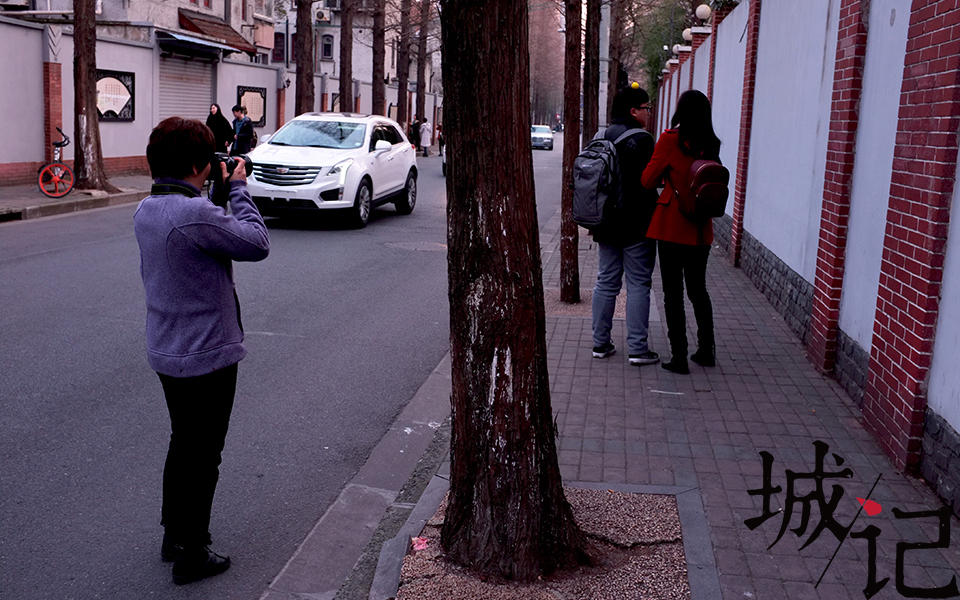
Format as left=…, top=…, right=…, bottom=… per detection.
left=396, top=487, right=690, bottom=600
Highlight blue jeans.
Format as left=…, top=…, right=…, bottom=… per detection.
left=592, top=239, right=657, bottom=355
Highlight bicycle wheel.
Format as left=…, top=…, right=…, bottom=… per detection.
left=38, top=162, right=75, bottom=198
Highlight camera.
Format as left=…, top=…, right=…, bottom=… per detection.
left=208, top=152, right=254, bottom=206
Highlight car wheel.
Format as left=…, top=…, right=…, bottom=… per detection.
left=395, top=171, right=417, bottom=215
left=351, top=179, right=372, bottom=228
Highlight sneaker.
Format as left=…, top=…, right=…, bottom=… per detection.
left=172, top=547, right=231, bottom=585
left=592, top=343, right=616, bottom=359
left=629, top=351, right=660, bottom=366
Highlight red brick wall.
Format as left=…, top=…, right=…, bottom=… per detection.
left=862, top=0, right=960, bottom=471
left=43, top=62, right=62, bottom=164
left=807, top=0, right=870, bottom=372
left=0, top=155, right=149, bottom=186
left=277, top=86, right=286, bottom=128
left=729, top=0, right=762, bottom=267
left=707, top=6, right=734, bottom=102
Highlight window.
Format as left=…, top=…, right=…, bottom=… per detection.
left=384, top=124, right=404, bottom=145
left=242, top=0, right=247, bottom=20
left=326, top=0, right=340, bottom=9
left=321, top=34, right=334, bottom=60
left=272, top=32, right=285, bottom=63
left=271, top=120, right=366, bottom=149
left=204, top=0, right=211, bottom=7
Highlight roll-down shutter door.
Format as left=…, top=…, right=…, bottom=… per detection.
left=158, top=57, right=214, bottom=121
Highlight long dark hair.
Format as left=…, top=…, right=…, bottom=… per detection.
left=670, top=90, right=721, bottom=161
left=206, top=103, right=231, bottom=130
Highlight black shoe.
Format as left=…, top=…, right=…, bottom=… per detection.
left=690, top=349, right=715, bottom=367
left=592, top=343, right=616, bottom=359
left=172, top=547, right=231, bottom=585
left=161, top=534, right=184, bottom=563
left=661, top=359, right=690, bottom=374
left=629, top=351, right=660, bottom=366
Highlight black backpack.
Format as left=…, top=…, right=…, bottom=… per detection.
left=572, top=127, right=647, bottom=231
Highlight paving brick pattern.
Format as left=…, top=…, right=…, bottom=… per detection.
left=538, top=220, right=960, bottom=600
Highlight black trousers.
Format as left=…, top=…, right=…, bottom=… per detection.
left=157, top=363, right=237, bottom=547
left=657, top=241, right=715, bottom=360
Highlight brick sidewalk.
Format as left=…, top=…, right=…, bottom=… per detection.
left=538, top=217, right=960, bottom=599
left=0, top=174, right=151, bottom=222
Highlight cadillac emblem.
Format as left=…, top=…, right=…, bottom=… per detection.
left=276, top=167, right=289, bottom=174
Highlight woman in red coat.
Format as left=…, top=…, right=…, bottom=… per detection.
left=641, top=90, right=720, bottom=374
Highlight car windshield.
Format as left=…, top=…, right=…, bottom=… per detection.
left=269, top=120, right=367, bottom=149
left=531, top=126, right=551, bottom=134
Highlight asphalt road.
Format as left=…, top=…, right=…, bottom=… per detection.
left=0, top=136, right=564, bottom=599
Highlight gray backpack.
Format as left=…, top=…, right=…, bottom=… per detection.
left=572, top=127, right=646, bottom=231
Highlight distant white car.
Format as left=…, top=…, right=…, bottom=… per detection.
left=247, top=113, right=418, bottom=227
left=531, top=124, right=554, bottom=150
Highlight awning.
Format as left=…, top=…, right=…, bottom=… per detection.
left=157, top=31, right=239, bottom=54
left=177, top=8, right=257, bottom=55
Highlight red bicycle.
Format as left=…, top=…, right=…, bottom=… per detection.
left=37, top=127, right=74, bottom=198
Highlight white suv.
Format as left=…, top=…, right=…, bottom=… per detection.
left=247, top=113, right=418, bottom=227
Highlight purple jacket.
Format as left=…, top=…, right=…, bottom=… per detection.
left=134, top=179, right=269, bottom=377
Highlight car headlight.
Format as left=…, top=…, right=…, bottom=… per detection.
left=328, top=158, right=354, bottom=187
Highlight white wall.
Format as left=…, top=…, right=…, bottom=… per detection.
left=711, top=2, right=748, bottom=214
left=928, top=159, right=960, bottom=430
left=742, top=0, right=840, bottom=282
left=94, top=39, right=155, bottom=159
left=677, top=56, right=691, bottom=98
left=692, top=40, right=710, bottom=94
left=219, top=59, right=280, bottom=133
left=0, top=19, right=44, bottom=165
left=838, top=0, right=911, bottom=349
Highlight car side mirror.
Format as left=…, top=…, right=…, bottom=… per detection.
left=374, top=140, right=391, bottom=153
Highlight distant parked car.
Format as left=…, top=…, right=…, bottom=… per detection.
left=530, top=125, right=554, bottom=151
left=246, top=113, right=418, bottom=227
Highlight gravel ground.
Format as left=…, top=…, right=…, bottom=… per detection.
left=396, top=488, right=690, bottom=600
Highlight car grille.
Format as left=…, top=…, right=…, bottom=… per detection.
left=252, top=163, right=323, bottom=186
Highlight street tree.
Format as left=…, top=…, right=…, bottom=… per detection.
left=339, top=0, right=355, bottom=112
left=560, top=0, right=581, bottom=304
left=414, top=0, right=430, bottom=123
left=438, top=0, right=589, bottom=582
left=581, top=0, right=600, bottom=147
left=396, top=0, right=412, bottom=126
left=73, top=0, right=118, bottom=192
left=372, top=0, right=386, bottom=115
left=606, top=0, right=626, bottom=117
left=295, top=0, right=316, bottom=115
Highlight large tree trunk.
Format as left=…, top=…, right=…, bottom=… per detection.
left=606, top=0, right=624, bottom=119
left=371, top=0, right=386, bottom=116
left=581, top=0, right=600, bottom=148
left=295, top=0, right=316, bottom=115
left=438, top=0, right=588, bottom=582
left=415, top=0, right=429, bottom=122
left=338, top=0, right=354, bottom=112
left=560, top=0, right=582, bottom=304
left=397, top=0, right=411, bottom=127
left=73, top=0, right=117, bottom=192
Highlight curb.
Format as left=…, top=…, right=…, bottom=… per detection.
left=1, top=190, right=145, bottom=222
left=259, top=355, right=452, bottom=600
left=370, top=477, right=722, bottom=600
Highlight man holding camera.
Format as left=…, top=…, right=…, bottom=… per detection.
left=134, top=117, right=269, bottom=585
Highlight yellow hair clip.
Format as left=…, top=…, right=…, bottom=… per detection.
left=630, top=82, right=640, bottom=89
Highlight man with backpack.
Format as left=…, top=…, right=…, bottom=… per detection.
left=578, top=84, right=660, bottom=366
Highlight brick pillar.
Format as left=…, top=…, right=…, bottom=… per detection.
left=321, top=93, right=328, bottom=112
left=43, top=62, right=62, bottom=163
left=707, top=6, right=734, bottom=101
left=806, top=0, right=870, bottom=373
left=729, top=0, right=762, bottom=267
left=660, top=69, right=669, bottom=133
left=690, top=29, right=710, bottom=91
left=862, top=0, right=960, bottom=471
left=277, top=86, right=286, bottom=128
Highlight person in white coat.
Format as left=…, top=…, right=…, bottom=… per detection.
left=419, top=119, right=432, bottom=157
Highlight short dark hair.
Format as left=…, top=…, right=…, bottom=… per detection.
left=146, top=117, right=215, bottom=180
left=610, top=85, right=649, bottom=121
left=231, top=104, right=243, bottom=113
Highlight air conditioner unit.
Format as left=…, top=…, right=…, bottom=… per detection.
left=316, top=9, right=329, bottom=22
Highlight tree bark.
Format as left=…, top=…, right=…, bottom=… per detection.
left=581, top=0, right=600, bottom=148
left=606, top=0, right=624, bottom=119
left=73, top=0, right=117, bottom=192
left=338, top=0, right=354, bottom=112
left=371, top=0, right=386, bottom=115
left=560, top=0, right=581, bottom=304
left=415, top=0, right=429, bottom=122
left=397, top=0, right=411, bottom=127
left=438, top=0, right=588, bottom=582
left=295, top=0, right=316, bottom=115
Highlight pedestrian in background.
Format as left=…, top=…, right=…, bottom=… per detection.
left=231, top=104, right=253, bottom=155
left=134, top=117, right=269, bottom=585
left=410, top=116, right=422, bottom=152
left=590, top=84, right=660, bottom=367
left=641, top=89, right=719, bottom=374
left=437, top=124, right=444, bottom=157
left=419, top=117, right=432, bottom=157
left=206, top=104, right=233, bottom=153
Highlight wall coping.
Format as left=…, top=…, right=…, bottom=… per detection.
left=692, top=26, right=712, bottom=34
